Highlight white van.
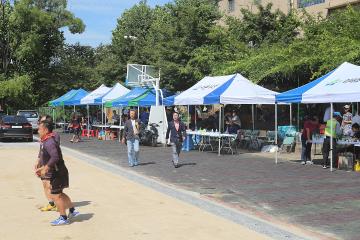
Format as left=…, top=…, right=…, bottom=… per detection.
left=17, top=110, right=39, bottom=132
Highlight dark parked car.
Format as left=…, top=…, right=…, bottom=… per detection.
left=0, top=115, right=33, bottom=142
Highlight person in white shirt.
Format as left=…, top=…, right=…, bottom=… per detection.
left=342, top=105, right=352, bottom=136
left=323, top=106, right=331, bottom=123
left=352, top=112, right=360, bottom=126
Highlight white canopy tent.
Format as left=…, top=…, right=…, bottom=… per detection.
left=170, top=73, right=287, bottom=155
left=80, top=84, right=111, bottom=105
left=173, top=74, right=235, bottom=106
left=80, top=84, right=111, bottom=130
left=276, top=62, right=360, bottom=171
left=98, top=83, right=130, bottom=104
left=220, top=73, right=279, bottom=105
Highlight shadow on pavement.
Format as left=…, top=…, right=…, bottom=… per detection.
left=73, top=201, right=92, bottom=207
left=138, top=162, right=156, bottom=166
left=71, top=213, right=94, bottom=223
left=178, top=163, right=197, bottom=167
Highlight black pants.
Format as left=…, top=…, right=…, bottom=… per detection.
left=322, top=137, right=337, bottom=167
left=301, top=137, right=312, bottom=161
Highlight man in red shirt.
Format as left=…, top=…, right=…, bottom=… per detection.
left=301, top=115, right=319, bottom=165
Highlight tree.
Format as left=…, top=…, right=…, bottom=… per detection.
left=226, top=3, right=301, bottom=46
left=112, top=1, right=155, bottom=81
left=141, top=0, right=223, bottom=90
left=0, top=0, right=85, bottom=109
left=215, top=7, right=360, bottom=91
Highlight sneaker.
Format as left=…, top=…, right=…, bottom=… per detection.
left=306, top=161, right=313, bottom=165
left=40, top=204, right=57, bottom=212
left=50, top=216, right=69, bottom=226
left=323, top=165, right=327, bottom=169
left=68, top=211, right=80, bottom=219
left=301, top=161, right=306, bottom=165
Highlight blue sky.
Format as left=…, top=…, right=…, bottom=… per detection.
left=63, top=0, right=172, bottom=47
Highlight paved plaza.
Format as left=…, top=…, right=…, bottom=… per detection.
left=0, top=142, right=273, bottom=240
left=58, top=132, right=360, bottom=240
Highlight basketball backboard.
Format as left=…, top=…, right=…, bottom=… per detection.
left=126, top=64, right=159, bottom=88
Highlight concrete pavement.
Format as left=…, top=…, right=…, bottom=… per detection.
left=57, top=132, right=360, bottom=240
left=0, top=142, right=276, bottom=240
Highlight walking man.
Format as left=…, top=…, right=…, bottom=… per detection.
left=35, top=115, right=60, bottom=212
left=166, top=112, right=187, bottom=168
left=122, top=109, right=141, bottom=167
left=35, top=120, right=79, bottom=225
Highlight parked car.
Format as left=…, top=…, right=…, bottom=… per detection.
left=16, top=110, right=39, bottom=132
left=0, top=115, right=33, bottom=142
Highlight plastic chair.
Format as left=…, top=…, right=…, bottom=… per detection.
left=81, top=129, right=88, bottom=137
left=280, top=136, right=296, bottom=153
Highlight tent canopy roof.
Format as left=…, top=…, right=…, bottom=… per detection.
left=220, top=73, right=278, bottom=105
left=62, top=89, right=89, bottom=106
left=80, top=84, right=111, bottom=105
left=95, top=83, right=130, bottom=104
left=276, top=62, right=360, bottom=103
left=171, top=73, right=278, bottom=105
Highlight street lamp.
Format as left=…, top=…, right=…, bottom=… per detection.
left=124, top=35, right=138, bottom=40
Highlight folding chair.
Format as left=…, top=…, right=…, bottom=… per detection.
left=280, top=136, right=296, bottom=153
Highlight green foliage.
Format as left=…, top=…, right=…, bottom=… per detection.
left=1, top=0, right=360, bottom=113
left=226, top=3, right=301, bottom=46
left=0, top=0, right=85, bottom=110
left=216, top=6, right=360, bottom=90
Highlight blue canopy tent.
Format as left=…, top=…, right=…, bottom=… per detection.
left=62, top=89, right=89, bottom=106
left=105, top=87, right=149, bottom=107
left=48, top=88, right=88, bottom=131
left=163, top=94, right=177, bottom=106
left=49, top=89, right=77, bottom=107
left=128, top=89, right=172, bottom=107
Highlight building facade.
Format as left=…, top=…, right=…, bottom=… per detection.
left=218, top=0, right=360, bottom=17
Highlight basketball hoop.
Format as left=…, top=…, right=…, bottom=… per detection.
left=126, top=63, right=161, bottom=105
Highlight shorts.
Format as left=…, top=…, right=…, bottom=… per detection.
left=50, top=164, right=69, bottom=194
left=73, top=127, right=80, bottom=136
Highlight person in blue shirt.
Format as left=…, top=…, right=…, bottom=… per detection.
left=140, top=108, right=150, bottom=125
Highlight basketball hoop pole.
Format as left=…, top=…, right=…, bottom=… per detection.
left=155, top=68, right=161, bottom=106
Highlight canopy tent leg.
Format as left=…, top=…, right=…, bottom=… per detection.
left=104, top=104, right=107, bottom=126
left=87, top=105, right=90, bottom=138
left=63, top=105, right=65, bottom=133
left=119, top=107, right=122, bottom=142
left=297, top=103, right=300, bottom=131
left=275, top=103, right=278, bottom=164
left=195, top=106, right=197, bottom=129
left=290, top=104, right=292, bottom=125
left=52, top=108, right=55, bottom=129
left=330, top=103, right=334, bottom=172
left=137, top=106, right=140, bottom=120
left=73, top=105, right=76, bottom=113
left=101, top=104, right=104, bottom=125
left=187, top=105, right=190, bottom=129
left=218, top=105, right=222, bottom=156
left=252, top=104, right=255, bottom=131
